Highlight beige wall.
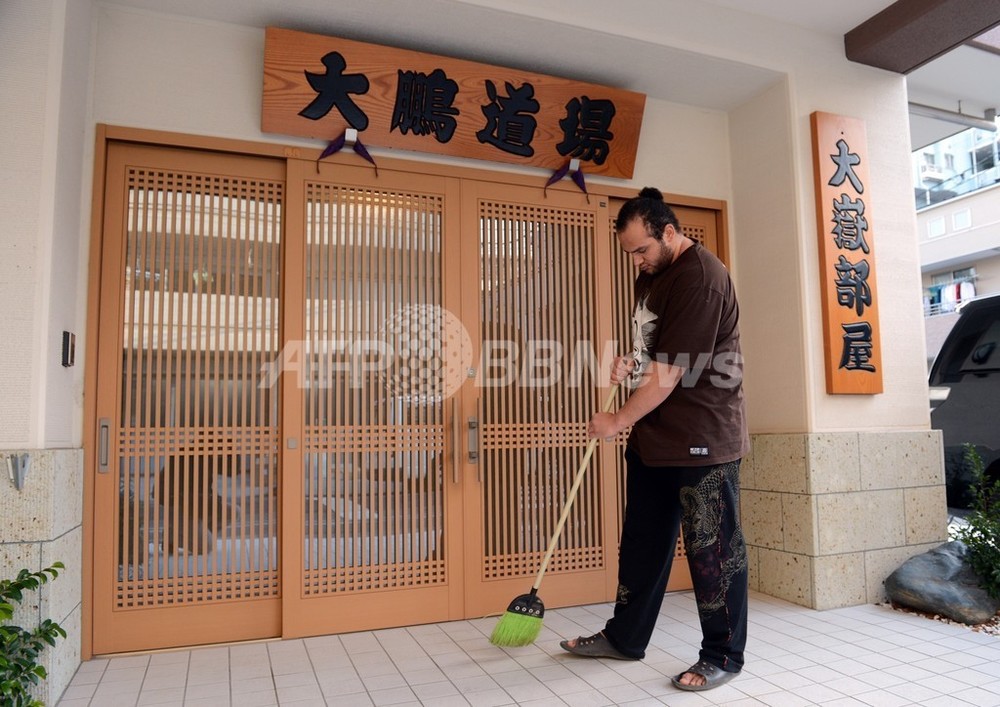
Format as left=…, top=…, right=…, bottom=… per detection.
left=918, top=183, right=1000, bottom=255
left=730, top=80, right=810, bottom=434
left=973, top=255, right=1000, bottom=296
left=1, top=0, right=53, bottom=448
left=0, top=0, right=90, bottom=451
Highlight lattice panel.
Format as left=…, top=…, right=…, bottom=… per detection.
left=301, top=183, right=448, bottom=594
left=479, top=200, right=605, bottom=579
left=116, top=167, right=282, bottom=608
left=686, top=224, right=707, bottom=244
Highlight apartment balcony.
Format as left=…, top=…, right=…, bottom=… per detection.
left=916, top=166, right=1000, bottom=210
left=920, top=163, right=945, bottom=182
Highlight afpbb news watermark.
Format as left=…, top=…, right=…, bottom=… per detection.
left=258, top=304, right=742, bottom=396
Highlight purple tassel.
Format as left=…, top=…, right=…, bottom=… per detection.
left=544, top=160, right=589, bottom=202
left=316, top=133, right=347, bottom=171
left=316, top=130, right=378, bottom=176
left=570, top=167, right=590, bottom=203
left=352, top=139, right=379, bottom=177
left=545, top=162, right=570, bottom=188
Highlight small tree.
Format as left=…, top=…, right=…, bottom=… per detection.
left=954, top=445, right=1000, bottom=601
left=0, top=563, right=67, bottom=707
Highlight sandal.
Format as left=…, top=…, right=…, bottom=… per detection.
left=559, top=631, right=636, bottom=660
left=671, top=659, right=739, bottom=691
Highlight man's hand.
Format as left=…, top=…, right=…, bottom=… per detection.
left=609, top=355, right=636, bottom=385
left=591, top=359, right=682, bottom=440
left=588, top=411, right=621, bottom=440
left=588, top=356, right=635, bottom=440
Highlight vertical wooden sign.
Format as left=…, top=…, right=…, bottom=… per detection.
left=810, top=111, right=883, bottom=394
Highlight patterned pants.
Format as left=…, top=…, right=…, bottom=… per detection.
left=603, top=449, right=748, bottom=671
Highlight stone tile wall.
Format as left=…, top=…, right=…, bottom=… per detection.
left=742, top=431, right=946, bottom=610
left=0, top=448, right=83, bottom=705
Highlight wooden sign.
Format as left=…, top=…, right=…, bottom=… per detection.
left=262, top=27, right=645, bottom=178
left=810, top=111, right=883, bottom=394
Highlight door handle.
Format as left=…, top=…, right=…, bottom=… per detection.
left=98, top=418, right=110, bottom=474
left=467, top=416, right=479, bottom=464
left=452, top=398, right=461, bottom=484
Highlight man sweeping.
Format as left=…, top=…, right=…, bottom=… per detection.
left=560, top=187, right=750, bottom=692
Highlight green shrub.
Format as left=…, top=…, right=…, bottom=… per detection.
left=954, top=445, right=1000, bottom=601
left=0, top=563, right=67, bottom=707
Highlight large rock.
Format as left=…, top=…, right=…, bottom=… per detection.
left=886, top=541, right=1000, bottom=625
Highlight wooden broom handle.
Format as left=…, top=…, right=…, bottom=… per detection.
left=531, top=385, right=620, bottom=591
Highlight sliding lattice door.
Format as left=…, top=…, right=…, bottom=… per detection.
left=460, top=182, right=619, bottom=614
left=281, top=162, right=465, bottom=635
left=92, top=144, right=284, bottom=653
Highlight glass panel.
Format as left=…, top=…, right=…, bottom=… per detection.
left=117, top=169, right=281, bottom=606
left=478, top=200, right=604, bottom=580
left=301, top=184, right=447, bottom=594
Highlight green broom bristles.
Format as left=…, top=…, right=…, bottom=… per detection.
left=490, top=610, right=542, bottom=647
left=489, top=590, right=544, bottom=647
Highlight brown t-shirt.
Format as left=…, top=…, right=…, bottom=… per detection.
left=626, top=241, right=749, bottom=466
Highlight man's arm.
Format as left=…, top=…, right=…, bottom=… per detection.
left=587, top=360, right=683, bottom=438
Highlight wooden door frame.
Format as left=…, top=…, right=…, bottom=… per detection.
left=83, top=124, right=730, bottom=659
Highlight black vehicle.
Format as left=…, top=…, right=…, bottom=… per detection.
left=929, top=293, right=1000, bottom=508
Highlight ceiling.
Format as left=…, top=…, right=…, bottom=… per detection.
left=102, top=0, right=1000, bottom=151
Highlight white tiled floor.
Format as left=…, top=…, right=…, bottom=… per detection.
left=58, top=591, right=1000, bottom=706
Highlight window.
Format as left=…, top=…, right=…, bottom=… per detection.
left=928, top=217, right=946, bottom=238
left=933, top=267, right=976, bottom=285
left=953, top=209, right=971, bottom=230
left=954, top=267, right=975, bottom=282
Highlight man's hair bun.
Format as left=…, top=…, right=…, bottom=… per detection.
left=615, top=185, right=678, bottom=236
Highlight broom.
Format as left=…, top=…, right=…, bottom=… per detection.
left=489, top=385, right=619, bottom=647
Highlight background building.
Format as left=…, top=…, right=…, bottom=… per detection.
left=915, top=125, right=1000, bottom=366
